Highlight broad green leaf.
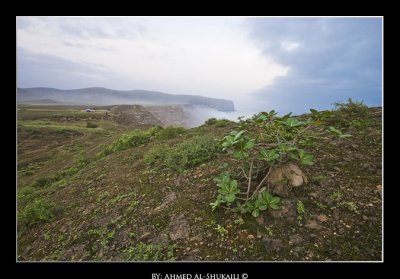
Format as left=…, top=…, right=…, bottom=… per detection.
left=259, top=204, right=268, bottom=211
left=339, top=134, right=352, bottom=138
left=269, top=204, right=280, bottom=210
left=285, top=118, right=303, bottom=127
left=257, top=115, right=268, bottom=122
left=234, top=130, right=245, bottom=141
left=259, top=148, right=279, bottom=162
left=310, top=108, right=318, bottom=114
left=252, top=209, right=260, bottom=217
left=230, top=180, right=238, bottom=190
left=218, top=189, right=228, bottom=195
left=270, top=197, right=281, bottom=205
left=224, top=193, right=236, bottom=203
left=244, top=140, right=255, bottom=150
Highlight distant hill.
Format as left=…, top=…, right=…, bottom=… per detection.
left=17, top=87, right=235, bottom=112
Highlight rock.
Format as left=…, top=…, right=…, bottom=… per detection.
left=153, top=233, right=169, bottom=245
left=305, top=220, right=324, bottom=230
left=139, top=232, right=151, bottom=241
left=376, top=185, right=382, bottom=195
left=58, top=244, right=87, bottom=260
left=262, top=237, right=283, bottom=252
left=153, top=192, right=177, bottom=213
left=271, top=183, right=291, bottom=198
left=268, top=163, right=308, bottom=188
left=168, top=214, right=190, bottom=241
left=316, top=214, right=328, bottom=222
left=256, top=215, right=265, bottom=226
left=268, top=199, right=296, bottom=218
left=289, top=234, right=304, bottom=245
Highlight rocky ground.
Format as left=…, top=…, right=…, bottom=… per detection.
left=17, top=106, right=382, bottom=261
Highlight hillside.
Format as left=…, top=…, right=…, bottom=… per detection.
left=17, top=87, right=235, bottom=111
left=17, top=102, right=382, bottom=261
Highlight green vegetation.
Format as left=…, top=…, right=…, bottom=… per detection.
left=125, top=242, right=175, bottom=261
left=144, top=135, right=220, bottom=171
left=296, top=200, right=305, bottom=221
left=204, top=118, right=233, bottom=127
left=210, top=109, right=326, bottom=217
left=334, top=98, right=371, bottom=127
left=154, top=126, right=185, bottom=140
left=100, top=130, right=151, bottom=156
left=19, top=198, right=55, bottom=227
left=86, top=122, right=98, bottom=128
left=99, top=126, right=186, bottom=157
left=215, top=224, right=228, bottom=240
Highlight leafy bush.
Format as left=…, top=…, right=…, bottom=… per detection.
left=205, top=118, right=218, bottom=125
left=211, top=109, right=332, bottom=217
left=204, top=118, right=232, bottom=127
left=86, top=122, right=98, bottom=128
left=101, top=130, right=151, bottom=156
left=333, top=98, right=370, bottom=127
left=19, top=198, right=54, bottom=227
left=144, top=136, right=220, bottom=171
left=154, top=126, right=185, bottom=140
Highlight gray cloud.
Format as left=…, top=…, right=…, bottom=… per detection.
left=17, top=48, right=118, bottom=89
left=245, top=17, right=382, bottom=114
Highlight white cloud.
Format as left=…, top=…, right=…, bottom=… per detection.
left=17, top=17, right=288, bottom=103
left=281, top=40, right=300, bottom=51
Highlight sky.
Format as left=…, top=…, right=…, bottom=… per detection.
left=17, top=16, right=382, bottom=114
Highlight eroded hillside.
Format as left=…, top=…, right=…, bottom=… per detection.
left=17, top=103, right=382, bottom=261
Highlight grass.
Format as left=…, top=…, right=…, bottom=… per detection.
left=19, top=198, right=55, bottom=228
left=125, top=242, right=176, bottom=261
left=144, top=135, right=220, bottom=172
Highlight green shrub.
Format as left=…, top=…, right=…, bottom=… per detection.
left=19, top=198, right=54, bottom=227
left=204, top=118, right=232, bottom=127
left=205, top=118, right=218, bottom=125
left=101, top=130, right=151, bottom=156
left=144, top=136, right=220, bottom=171
left=333, top=98, right=370, bottom=127
left=86, top=122, right=98, bottom=128
left=154, top=126, right=186, bottom=140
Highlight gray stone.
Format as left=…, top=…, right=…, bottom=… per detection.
left=168, top=214, right=190, bottom=241
left=153, top=193, right=177, bottom=213
left=271, top=183, right=291, bottom=198
left=268, top=199, right=296, bottom=218
left=263, top=237, right=283, bottom=252
left=289, top=234, right=304, bottom=245
left=268, top=163, right=308, bottom=188
left=305, top=220, right=324, bottom=230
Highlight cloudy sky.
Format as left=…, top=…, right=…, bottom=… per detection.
left=17, top=16, right=382, bottom=114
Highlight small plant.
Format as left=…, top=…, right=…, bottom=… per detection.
left=233, top=217, right=245, bottom=226
left=125, top=242, right=175, bottom=261
left=297, top=200, right=305, bottom=221
left=327, top=126, right=352, bottom=138
left=339, top=201, right=360, bottom=214
left=211, top=109, right=320, bottom=218
left=266, top=227, right=274, bottom=237
left=330, top=191, right=343, bottom=201
left=19, top=198, right=55, bottom=227
left=215, top=224, right=228, bottom=240
left=315, top=201, right=328, bottom=209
